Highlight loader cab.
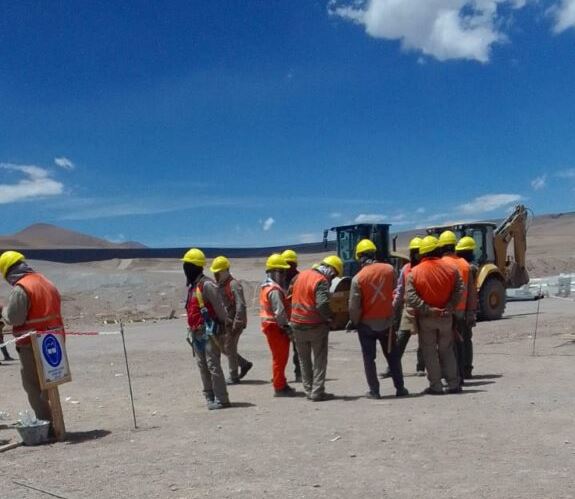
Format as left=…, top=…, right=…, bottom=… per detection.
left=427, top=223, right=496, bottom=265
left=329, top=223, right=391, bottom=277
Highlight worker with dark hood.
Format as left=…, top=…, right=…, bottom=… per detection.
left=183, top=248, right=230, bottom=410
left=348, top=239, right=408, bottom=399
left=0, top=251, right=64, bottom=424
left=281, top=249, right=302, bottom=383
left=406, top=236, right=464, bottom=395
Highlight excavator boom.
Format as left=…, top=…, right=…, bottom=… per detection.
left=494, top=204, right=529, bottom=288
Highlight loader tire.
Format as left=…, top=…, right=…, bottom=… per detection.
left=478, top=277, right=506, bottom=321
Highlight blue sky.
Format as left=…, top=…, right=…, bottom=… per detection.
left=0, top=0, right=574, bottom=247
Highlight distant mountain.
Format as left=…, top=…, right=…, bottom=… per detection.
left=0, top=223, right=147, bottom=249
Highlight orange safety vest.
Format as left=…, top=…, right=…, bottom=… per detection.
left=13, top=273, right=64, bottom=346
left=411, top=257, right=458, bottom=309
left=259, top=281, right=286, bottom=325
left=290, top=269, right=328, bottom=325
left=443, top=254, right=470, bottom=312
left=356, top=262, right=394, bottom=321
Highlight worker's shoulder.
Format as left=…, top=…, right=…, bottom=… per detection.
left=229, top=278, right=243, bottom=291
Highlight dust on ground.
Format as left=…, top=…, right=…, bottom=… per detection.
left=1, top=295, right=574, bottom=498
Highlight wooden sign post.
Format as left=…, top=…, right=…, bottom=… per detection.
left=30, top=332, right=72, bottom=442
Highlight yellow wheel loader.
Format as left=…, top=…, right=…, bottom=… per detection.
left=426, top=204, right=529, bottom=320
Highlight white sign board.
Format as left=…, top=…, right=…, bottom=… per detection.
left=31, top=332, right=72, bottom=390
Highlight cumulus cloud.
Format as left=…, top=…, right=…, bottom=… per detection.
left=531, top=175, right=547, bottom=191
left=54, top=157, right=75, bottom=170
left=556, top=168, right=575, bottom=178
left=262, top=217, right=275, bottom=231
left=0, top=163, right=64, bottom=204
left=329, top=0, right=530, bottom=63
left=550, top=0, right=575, bottom=33
left=457, top=193, right=523, bottom=214
left=355, top=213, right=387, bottom=223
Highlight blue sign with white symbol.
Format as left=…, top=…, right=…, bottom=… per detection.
left=42, top=334, right=62, bottom=367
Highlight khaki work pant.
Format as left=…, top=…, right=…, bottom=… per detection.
left=192, top=336, right=229, bottom=404
left=17, top=344, right=52, bottom=422
left=292, top=325, right=330, bottom=399
left=418, top=317, right=459, bottom=392
left=223, top=327, right=250, bottom=380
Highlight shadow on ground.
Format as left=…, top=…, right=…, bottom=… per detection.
left=65, top=429, right=111, bottom=445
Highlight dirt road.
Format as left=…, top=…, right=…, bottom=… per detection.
left=1, top=297, right=574, bottom=498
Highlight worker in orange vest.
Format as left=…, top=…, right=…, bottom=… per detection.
left=210, top=256, right=253, bottom=385
left=406, top=236, right=464, bottom=394
left=455, top=236, right=479, bottom=379
left=183, top=248, right=231, bottom=410
left=348, top=240, right=408, bottom=399
left=260, top=254, right=297, bottom=397
left=281, top=249, right=302, bottom=383
left=438, top=230, right=473, bottom=385
left=392, top=236, right=425, bottom=376
left=290, top=255, right=342, bottom=402
left=0, top=251, right=65, bottom=424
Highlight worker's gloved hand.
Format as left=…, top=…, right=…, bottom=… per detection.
left=345, top=320, right=356, bottom=333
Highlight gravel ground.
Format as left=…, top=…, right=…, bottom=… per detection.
left=1, top=296, right=574, bottom=499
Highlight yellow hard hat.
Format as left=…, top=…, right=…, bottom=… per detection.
left=409, top=237, right=423, bottom=251
left=181, top=248, right=206, bottom=267
left=0, top=251, right=25, bottom=278
left=456, top=236, right=476, bottom=252
left=281, top=249, right=298, bottom=265
left=438, top=230, right=457, bottom=248
left=210, top=256, right=230, bottom=273
left=322, top=255, right=344, bottom=277
left=266, top=253, right=291, bottom=271
left=355, top=239, right=377, bottom=260
left=419, top=236, right=439, bottom=256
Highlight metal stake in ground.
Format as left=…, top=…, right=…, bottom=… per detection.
left=531, top=284, right=543, bottom=356
left=120, top=321, right=138, bottom=429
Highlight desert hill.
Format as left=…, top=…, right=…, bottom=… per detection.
left=0, top=223, right=146, bottom=249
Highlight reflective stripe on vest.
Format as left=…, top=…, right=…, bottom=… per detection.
left=13, top=273, right=64, bottom=346
left=259, top=282, right=285, bottom=324
left=442, top=254, right=470, bottom=312
left=411, top=258, right=457, bottom=309
left=290, top=269, right=328, bottom=325
left=356, top=262, right=395, bottom=321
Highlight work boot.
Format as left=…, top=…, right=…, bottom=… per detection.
left=226, top=377, right=240, bottom=385
left=311, top=392, right=335, bottom=402
left=463, top=370, right=473, bottom=380
left=274, top=385, right=296, bottom=397
left=365, top=391, right=381, bottom=400
left=444, top=386, right=462, bottom=394
left=396, top=387, right=409, bottom=397
left=422, top=387, right=444, bottom=396
left=239, top=362, right=253, bottom=380
left=207, top=400, right=231, bottom=410
left=379, top=370, right=391, bottom=379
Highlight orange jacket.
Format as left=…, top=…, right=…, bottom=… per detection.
left=13, top=273, right=64, bottom=346
left=290, top=269, right=329, bottom=325
left=442, top=254, right=470, bottom=312
left=259, top=281, right=287, bottom=325
left=356, top=262, right=394, bottom=321
left=410, top=257, right=458, bottom=309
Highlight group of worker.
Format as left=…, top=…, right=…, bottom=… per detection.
left=183, top=228, right=478, bottom=409
left=0, top=229, right=478, bottom=421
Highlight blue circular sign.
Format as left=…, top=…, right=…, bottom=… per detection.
left=42, top=334, right=62, bottom=367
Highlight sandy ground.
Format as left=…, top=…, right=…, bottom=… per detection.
left=1, top=295, right=575, bottom=498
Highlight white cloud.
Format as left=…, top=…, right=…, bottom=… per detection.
left=262, top=217, right=275, bottom=231
left=0, top=163, right=64, bottom=204
left=416, top=207, right=426, bottom=214
left=355, top=213, right=387, bottom=223
left=556, top=168, right=575, bottom=178
left=54, top=157, right=75, bottom=170
left=457, top=193, right=523, bottom=214
left=550, top=0, right=575, bottom=33
left=330, top=212, right=343, bottom=219
left=329, top=0, right=529, bottom=63
left=531, top=175, right=547, bottom=191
